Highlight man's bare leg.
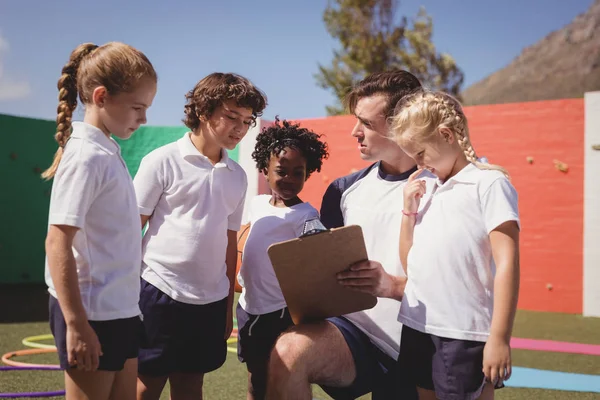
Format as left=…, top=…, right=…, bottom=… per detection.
left=266, top=321, right=356, bottom=400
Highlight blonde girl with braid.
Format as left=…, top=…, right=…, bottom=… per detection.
left=43, top=42, right=157, bottom=400
left=390, top=91, right=520, bottom=400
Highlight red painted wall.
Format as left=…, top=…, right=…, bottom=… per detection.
left=294, top=99, right=585, bottom=314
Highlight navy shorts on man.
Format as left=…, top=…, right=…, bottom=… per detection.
left=321, top=317, right=417, bottom=400
left=138, top=279, right=228, bottom=376
left=49, top=295, right=141, bottom=371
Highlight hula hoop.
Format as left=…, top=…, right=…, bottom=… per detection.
left=1, top=348, right=60, bottom=369
left=22, top=327, right=237, bottom=347
left=14, top=328, right=240, bottom=362
left=22, top=334, right=56, bottom=350
left=0, top=366, right=64, bottom=398
left=227, top=328, right=239, bottom=353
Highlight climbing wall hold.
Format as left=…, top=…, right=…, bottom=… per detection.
left=526, top=156, right=534, bottom=164
left=553, top=159, right=569, bottom=173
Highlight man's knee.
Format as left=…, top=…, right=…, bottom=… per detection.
left=269, top=321, right=355, bottom=387
left=269, top=327, right=312, bottom=374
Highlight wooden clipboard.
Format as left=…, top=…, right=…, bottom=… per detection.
left=267, top=225, right=378, bottom=324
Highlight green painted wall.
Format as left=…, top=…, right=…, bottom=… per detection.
left=0, top=114, right=238, bottom=284
left=114, top=126, right=239, bottom=177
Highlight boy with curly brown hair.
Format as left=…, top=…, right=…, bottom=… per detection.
left=133, top=73, right=267, bottom=400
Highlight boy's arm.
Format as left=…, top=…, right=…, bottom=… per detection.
left=133, top=154, right=165, bottom=230
left=224, top=182, right=247, bottom=338
left=225, top=230, right=238, bottom=300
left=224, top=229, right=238, bottom=339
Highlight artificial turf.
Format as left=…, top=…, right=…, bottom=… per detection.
left=1, top=290, right=599, bottom=399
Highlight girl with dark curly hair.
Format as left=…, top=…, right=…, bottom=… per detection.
left=235, top=118, right=329, bottom=400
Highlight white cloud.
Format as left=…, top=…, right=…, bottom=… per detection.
left=0, top=32, right=31, bottom=101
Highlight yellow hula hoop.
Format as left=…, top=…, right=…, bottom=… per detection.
left=227, top=334, right=238, bottom=354
left=22, top=334, right=56, bottom=350
left=19, top=333, right=239, bottom=355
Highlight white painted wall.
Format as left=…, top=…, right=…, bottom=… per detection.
left=237, top=118, right=274, bottom=224
left=237, top=119, right=262, bottom=224
left=583, top=91, right=600, bottom=317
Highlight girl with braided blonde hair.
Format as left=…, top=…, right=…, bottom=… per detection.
left=390, top=91, right=520, bottom=400
left=43, top=42, right=157, bottom=400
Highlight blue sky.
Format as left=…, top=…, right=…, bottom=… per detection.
left=0, top=0, right=594, bottom=125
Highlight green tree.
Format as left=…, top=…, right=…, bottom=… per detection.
left=316, top=0, right=464, bottom=115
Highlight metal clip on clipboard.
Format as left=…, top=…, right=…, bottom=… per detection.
left=300, top=218, right=329, bottom=238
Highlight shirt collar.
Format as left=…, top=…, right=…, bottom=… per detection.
left=70, top=121, right=120, bottom=155
left=177, top=132, right=234, bottom=170
left=377, top=162, right=418, bottom=182
left=435, top=162, right=480, bottom=188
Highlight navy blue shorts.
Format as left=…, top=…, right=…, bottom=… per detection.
left=138, top=279, right=228, bottom=376
left=236, top=304, right=294, bottom=399
left=49, top=295, right=141, bottom=371
left=397, top=325, right=495, bottom=400
left=320, top=317, right=417, bottom=400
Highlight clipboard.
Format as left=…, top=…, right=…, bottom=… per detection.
left=267, top=223, right=377, bottom=324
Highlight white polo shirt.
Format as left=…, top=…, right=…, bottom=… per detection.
left=133, top=132, right=247, bottom=305
left=320, top=163, right=435, bottom=360
left=399, top=163, right=520, bottom=342
left=45, top=122, right=142, bottom=321
left=237, top=195, right=320, bottom=315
